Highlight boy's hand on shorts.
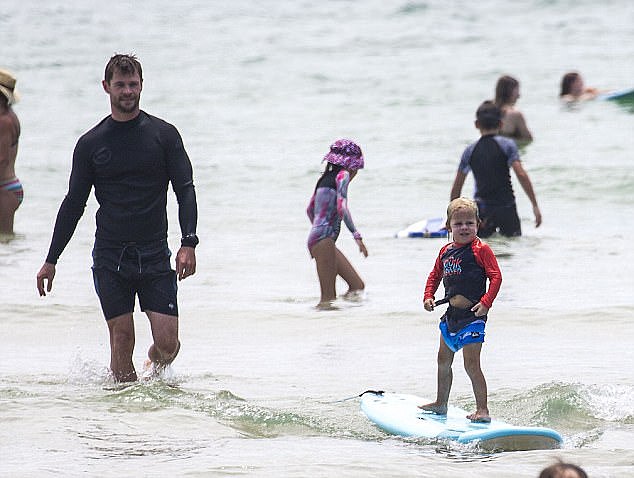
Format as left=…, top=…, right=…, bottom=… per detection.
left=471, top=302, right=489, bottom=317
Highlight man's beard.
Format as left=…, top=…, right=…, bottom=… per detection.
left=114, top=95, right=139, bottom=114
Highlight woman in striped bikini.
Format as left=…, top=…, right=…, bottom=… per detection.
left=0, top=69, right=22, bottom=235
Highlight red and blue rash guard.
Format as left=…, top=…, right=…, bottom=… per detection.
left=424, top=237, right=502, bottom=333
left=306, top=168, right=361, bottom=252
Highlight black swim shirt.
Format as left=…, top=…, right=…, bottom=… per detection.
left=45, top=111, right=197, bottom=264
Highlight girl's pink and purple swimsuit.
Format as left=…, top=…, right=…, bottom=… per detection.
left=306, top=169, right=361, bottom=252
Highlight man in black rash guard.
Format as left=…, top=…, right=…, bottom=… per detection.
left=36, top=54, right=199, bottom=382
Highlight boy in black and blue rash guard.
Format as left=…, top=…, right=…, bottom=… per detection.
left=450, top=101, right=541, bottom=237
left=37, top=54, right=198, bottom=382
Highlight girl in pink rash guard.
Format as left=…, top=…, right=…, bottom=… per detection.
left=306, top=139, right=368, bottom=308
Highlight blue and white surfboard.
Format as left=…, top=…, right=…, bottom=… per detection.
left=598, top=87, right=634, bottom=101
left=360, top=391, right=563, bottom=452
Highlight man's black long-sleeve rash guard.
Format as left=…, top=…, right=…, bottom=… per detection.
left=46, top=111, right=198, bottom=264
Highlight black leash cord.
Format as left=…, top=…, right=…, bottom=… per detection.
left=358, top=390, right=384, bottom=397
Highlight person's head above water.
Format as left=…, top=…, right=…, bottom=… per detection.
left=495, top=75, right=520, bottom=106
left=560, top=71, right=583, bottom=97
left=539, top=461, right=588, bottom=478
left=475, top=101, right=502, bottom=130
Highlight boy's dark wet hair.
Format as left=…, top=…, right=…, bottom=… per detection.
left=104, top=54, right=143, bottom=84
left=539, top=461, right=588, bottom=478
left=476, top=100, right=502, bottom=130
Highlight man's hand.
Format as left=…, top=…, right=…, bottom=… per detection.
left=176, top=246, right=196, bottom=281
left=37, top=262, right=56, bottom=296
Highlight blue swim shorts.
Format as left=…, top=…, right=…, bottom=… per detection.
left=439, top=319, right=485, bottom=353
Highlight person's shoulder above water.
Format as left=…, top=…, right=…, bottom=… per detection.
left=500, top=108, right=532, bottom=143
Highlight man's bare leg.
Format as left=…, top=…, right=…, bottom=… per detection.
left=107, top=313, right=137, bottom=382
left=145, top=311, right=180, bottom=374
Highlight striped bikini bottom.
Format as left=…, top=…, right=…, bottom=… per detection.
left=0, top=177, right=24, bottom=205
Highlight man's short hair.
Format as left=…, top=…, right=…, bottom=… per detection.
left=104, top=54, right=143, bottom=84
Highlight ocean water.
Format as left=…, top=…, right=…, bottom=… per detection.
left=1, top=1, right=633, bottom=476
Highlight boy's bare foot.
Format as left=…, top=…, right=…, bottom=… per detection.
left=466, top=412, right=491, bottom=423
left=418, top=402, right=448, bottom=415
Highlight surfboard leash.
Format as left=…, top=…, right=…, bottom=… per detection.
left=358, top=390, right=384, bottom=397
left=323, top=390, right=384, bottom=404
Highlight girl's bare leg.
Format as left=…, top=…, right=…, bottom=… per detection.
left=311, top=238, right=337, bottom=305
left=334, top=247, right=364, bottom=294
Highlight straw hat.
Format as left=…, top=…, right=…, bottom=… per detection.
left=0, top=69, right=20, bottom=105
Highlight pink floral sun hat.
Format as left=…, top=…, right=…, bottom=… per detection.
left=322, top=139, right=364, bottom=170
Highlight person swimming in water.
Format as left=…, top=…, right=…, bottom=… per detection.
left=306, top=139, right=368, bottom=308
left=560, top=71, right=599, bottom=103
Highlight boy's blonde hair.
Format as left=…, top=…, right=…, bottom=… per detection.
left=446, top=197, right=481, bottom=229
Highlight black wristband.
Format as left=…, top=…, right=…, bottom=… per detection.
left=181, top=233, right=199, bottom=248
